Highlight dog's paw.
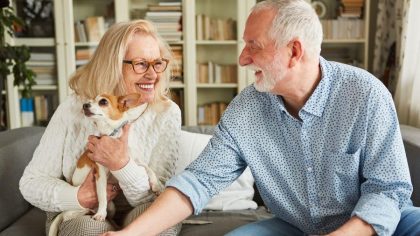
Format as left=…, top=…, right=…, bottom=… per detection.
left=150, top=181, right=162, bottom=196
left=92, top=212, right=107, bottom=221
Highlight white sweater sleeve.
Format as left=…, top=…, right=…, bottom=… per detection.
left=19, top=97, right=85, bottom=212
left=112, top=101, right=181, bottom=206
left=149, top=102, right=181, bottom=186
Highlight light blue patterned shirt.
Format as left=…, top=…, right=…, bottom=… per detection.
left=167, top=57, right=413, bottom=235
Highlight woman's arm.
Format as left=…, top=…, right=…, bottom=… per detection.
left=19, top=96, right=85, bottom=212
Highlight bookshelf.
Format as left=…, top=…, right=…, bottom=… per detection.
left=5, top=0, right=67, bottom=129
left=127, top=0, right=256, bottom=125
left=318, top=0, right=370, bottom=69
left=5, top=0, right=370, bottom=129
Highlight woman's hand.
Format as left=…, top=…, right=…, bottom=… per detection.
left=87, top=124, right=131, bottom=171
left=77, top=170, right=120, bottom=209
left=100, top=231, right=126, bottom=236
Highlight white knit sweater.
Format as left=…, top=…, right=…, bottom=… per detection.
left=19, top=94, right=181, bottom=212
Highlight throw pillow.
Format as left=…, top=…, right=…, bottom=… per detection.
left=177, top=130, right=257, bottom=211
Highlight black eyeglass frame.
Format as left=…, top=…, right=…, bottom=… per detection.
left=123, top=58, right=169, bottom=74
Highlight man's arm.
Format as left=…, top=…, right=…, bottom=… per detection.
left=327, top=216, right=375, bottom=236
left=102, top=187, right=193, bottom=236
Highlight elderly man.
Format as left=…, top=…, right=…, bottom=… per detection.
left=103, top=0, right=420, bottom=235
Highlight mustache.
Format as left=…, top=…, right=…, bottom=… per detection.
left=245, top=65, right=262, bottom=72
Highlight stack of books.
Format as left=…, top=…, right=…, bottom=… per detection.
left=75, top=48, right=96, bottom=66
left=33, top=94, right=57, bottom=126
left=197, top=102, right=228, bottom=125
left=170, top=45, right=183, bottom=82
left=28, top=52, right=56, bottom=85
left=144, top=1, right=183, bottom=42
left=196, top=14, right=236, bottom=41
left=339, top=0, right=364, bottom=18
left=321, top=18, right=364, bottom=39
left=74, top=16, right=107, bottom=42
left=196, top=62, right=237, bottom=84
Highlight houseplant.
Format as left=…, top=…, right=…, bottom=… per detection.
left=0, top=0, right=36, bottom=129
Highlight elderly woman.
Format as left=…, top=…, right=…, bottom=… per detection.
left=19, top=20, right=181, bottom=236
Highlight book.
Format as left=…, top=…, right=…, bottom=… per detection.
left=84, top=16, right=106, bottom=42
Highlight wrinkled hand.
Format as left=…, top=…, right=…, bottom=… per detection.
left=100, top=230, right=131, bottom=236
left=77, top=170, right=120, bottom=209
left=87, top=124, right=131, bottom=171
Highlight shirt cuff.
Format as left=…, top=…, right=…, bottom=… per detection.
left=166, top=170, right=211, bottom=215
left=57, top=184, right=86, bottom=211
left=111, top=158, right=148, bottom=186
left=351, top=193, right=400, bottom=236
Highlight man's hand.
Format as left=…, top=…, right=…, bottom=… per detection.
left=100, top=230, right=130, bottom=236
left=77, top=170, right=120, bottom=209
left=87, top=124, right=131, bottom=171
left=326, top=216, right=375, bottom=236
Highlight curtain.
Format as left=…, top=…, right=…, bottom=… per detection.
left=394, top=0, right=420, bottom=128
left=372, top=0, right=405, bottom=95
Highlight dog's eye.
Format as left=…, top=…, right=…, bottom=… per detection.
left=99, top=99, right=108, bottom=106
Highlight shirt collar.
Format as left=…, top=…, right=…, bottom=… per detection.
left=270, top=56, right=333, bottom=118
left=300, top=56, right=332, bottom=117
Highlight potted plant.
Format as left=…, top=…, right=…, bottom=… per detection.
left=0, top=0, right=36, bottom=130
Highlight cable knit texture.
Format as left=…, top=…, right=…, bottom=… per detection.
left=19, top=94, right=181, bottom=212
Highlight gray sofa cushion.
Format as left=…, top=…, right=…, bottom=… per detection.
left=0, top=208, right=45, bottom=236
left=0, top=127, right=45, bottom=232
left=400, top=125, right=420, bottom=206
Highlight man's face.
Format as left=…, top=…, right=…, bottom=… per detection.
left=239, top=9, right=288, bottom=93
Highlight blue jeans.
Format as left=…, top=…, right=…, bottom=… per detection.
left=225, top=206, right=420, bottom=236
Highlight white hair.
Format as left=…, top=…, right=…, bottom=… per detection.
left=252, top=0, right=323, bottom=58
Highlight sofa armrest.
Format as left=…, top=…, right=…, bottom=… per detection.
left=0, top=127, right=45, bottom=232
left=400, top=125, right=420, bottom=207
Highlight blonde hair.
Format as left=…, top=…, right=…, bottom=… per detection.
left=69, top=20, right=173, bottom=103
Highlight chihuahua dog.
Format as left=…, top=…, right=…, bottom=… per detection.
left=49, top=93, right=161, bottom=236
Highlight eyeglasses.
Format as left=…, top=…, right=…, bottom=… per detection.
left=123, top=58, right=169, bottom=74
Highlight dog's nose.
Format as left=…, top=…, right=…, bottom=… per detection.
left=83, top=103, right=91, bottom=109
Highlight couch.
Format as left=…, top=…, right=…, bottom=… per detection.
left=0, top=125, right=419, bottom=236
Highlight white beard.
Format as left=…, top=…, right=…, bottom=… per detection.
left=252, top=61, right=285, bottom=93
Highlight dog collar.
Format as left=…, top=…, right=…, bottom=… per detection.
left=108, top=120, right=129, bottom=137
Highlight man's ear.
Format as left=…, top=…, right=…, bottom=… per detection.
left=118, top=93, right=142, bottom=111
left=287, top=39, right=303, bottom=68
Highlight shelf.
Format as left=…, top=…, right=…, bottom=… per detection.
left=14, top=38, right=55, bottom=47
left=196, top=40, right=237, bottom=45
left=323, top=39, right=366, bottom=44
left=168, top=40, right=184, bottom=45
left=197, top=83, right=238, bottom=88
left=26, top=61, right=55, bottom=66
left=170, top=81, right=185, bottom=89
left=19, top=85, right=58, bottom=91
left=75, top=41, right=100, bottom=47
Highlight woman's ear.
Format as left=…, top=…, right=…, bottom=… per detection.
left=288, top=39, right=303, bottom=68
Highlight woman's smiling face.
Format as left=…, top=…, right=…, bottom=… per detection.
left=122, top=33, right=162, bottom=103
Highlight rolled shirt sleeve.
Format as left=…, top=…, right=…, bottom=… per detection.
left=351, top=85, right=412, bottom=235
left=167, top=121, right=246, bottom=214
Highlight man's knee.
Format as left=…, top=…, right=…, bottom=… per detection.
left=394, top=206, right=420, bottom=236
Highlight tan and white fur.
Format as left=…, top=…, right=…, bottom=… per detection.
left=49, top=93, right=160, bottom=236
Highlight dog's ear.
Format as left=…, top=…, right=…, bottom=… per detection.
left=118, top=93, right=143, bottom=111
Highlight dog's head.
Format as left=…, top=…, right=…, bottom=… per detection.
left=82, top=93, right=148, bottom=135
